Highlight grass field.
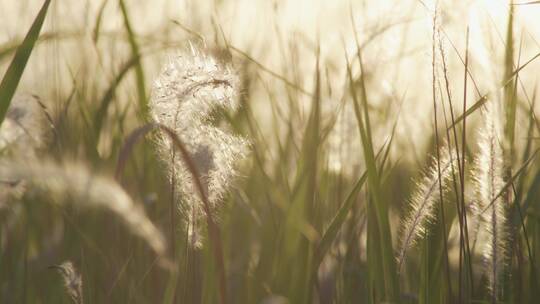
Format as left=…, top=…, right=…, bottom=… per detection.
left=1, top=0, right=540, bottom=303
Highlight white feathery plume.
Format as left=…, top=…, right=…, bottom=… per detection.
left=0, top=160, right=166, bottom=258
left=50, top=261, right=84, bottom=304
left=473, top=102, right=507, bottom=300
left=149, top=46, right=249, bottom=246
left=398, top=146, right=457, bottom=270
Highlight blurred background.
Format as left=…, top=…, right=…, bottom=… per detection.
left=2, top=0, right=540, bottom=303
left=2, top=0, right=540, bottom=163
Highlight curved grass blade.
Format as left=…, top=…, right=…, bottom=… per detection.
left=0, top=0, right=52, bottom=126
left=346, top=15, right=399, bottom=298
left=314, top=171, right=367, bottom=268
left=314, top=137, right=390, bottom=270
left=119, top=0, right=147, bottom=119
left=93, top=0, right=109, bottom=43
left=93, top=54, right=142, bottom=144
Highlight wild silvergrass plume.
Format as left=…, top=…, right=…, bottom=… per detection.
left=50, top=261, right=83, bottom=304
left=398, top=146, right=457, bottom=271
left=150, top=45, right=249, bottom=246
left=0, top=160, right=167, bottom=258
left=473, top=101, right=507, bottom=300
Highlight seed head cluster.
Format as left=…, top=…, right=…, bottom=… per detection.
left=150, top=47, right=249, bottom=244
left=473, top=102, right=507, bottom=299
left=398, top=146, right=457, bottom=269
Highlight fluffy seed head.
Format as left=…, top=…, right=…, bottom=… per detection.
left=398, top=146, right=457, bottom=270
left=473, top=101, right=507, bottom=299
left=149, top=46, right=249, bottom=244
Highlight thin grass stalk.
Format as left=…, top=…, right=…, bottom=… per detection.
left=461, top=25, right=469, bottom=235
left=437, top=26, right=463, bottom=198
left=512, top=88, right=538, bottom=288
left=430, top=8, right=453, bottom=299
left=345, top=54, right=398, bottom=301
left=507, top=32, right=526, bottom=304
left=348, top=14, right=399, bottom=300
left=437, top=77, right=467, bottom=301
left=503, top=2, right=516, bottom=162
left=169, top=147, right=177, bottom=302
left=437, top=26, right=474, bottom=296
left=510, top=182, right=527, bottom=303
left=460, top=25, right=475, bottom=295
left=115, top=123, right=228, bottom=304
left=118, top=0, right=147, bottom=119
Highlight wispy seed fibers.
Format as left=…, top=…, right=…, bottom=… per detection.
left=0, top=160, right=167, bottom=258
left=473, top=101, right=507, bottom=300
left=149, top=46, right=249, bottom=246
left=398, top=146, right=457, bottom=270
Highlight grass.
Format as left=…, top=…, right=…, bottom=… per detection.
left=1, top=0, right=540, bottom=303
left=0, top=0, right=51, bottom=125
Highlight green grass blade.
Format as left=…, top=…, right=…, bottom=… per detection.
left=119, top=0, right=148, bottom=119
left=347, top=13, right=400, bottom=298
left=447, top=95, right=487, bottom=130
left=314, top=140, right=390, bottom=270
left=286, top=50, right=321, bottom=303
left=0, top=0, right=52, bottom=126
left=504, top=3, right=516, bottom=160
left=519, top=168, right=540, bottom=218
left=314, top=171, right=367, bottom=269
left=94, top=54, right=142, bottom=144
left=93, top=0, right=110, bottom=43
left=345, top=49, right=399, bottom=302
